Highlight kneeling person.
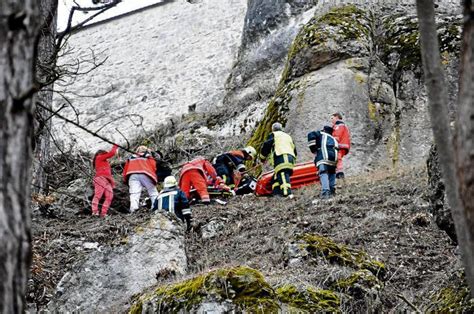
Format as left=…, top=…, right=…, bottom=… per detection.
left=154, top=176, right=192, bottom=230
left=213, top=146, right=256, bottom=188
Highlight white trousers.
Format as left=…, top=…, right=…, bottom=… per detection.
left=128, top=174, right=159, bottom=212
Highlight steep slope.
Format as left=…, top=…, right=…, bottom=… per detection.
left=130, top=166, right=472, bottom=312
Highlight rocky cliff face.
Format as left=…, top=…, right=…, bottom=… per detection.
left=246, top=4, right=461, bottom=173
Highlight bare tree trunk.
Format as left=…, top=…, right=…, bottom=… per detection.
left=33, top=0, right=58, bottom=195
left=416, top=0, right=474, bottom=296
left=455, top=0, right=474, bottom=295
left=0, top=1, right=41, bottom=311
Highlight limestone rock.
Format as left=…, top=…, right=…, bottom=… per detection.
left=47, top=213, right=187, bottom=312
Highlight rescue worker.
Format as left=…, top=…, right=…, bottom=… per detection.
left=153, top=176, right=192, bottom=230
left=259, top=122, right=297, bottom=198
left=212, top=146, right=256, bottom=188
left=91, top=144, right=118, bottom=217
left=123, top=145, right=159, bottom=213
left=330, top=112, right=351, bottom=179
left=179, top=156, right=224, bottom=203
left=308, top=126, right=339, bottom=199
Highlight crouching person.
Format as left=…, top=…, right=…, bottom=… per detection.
left=213, top=146, right=256, bottom=189
left=308, top=126, right=338, bottom=199
left=154, top=176, right=192, bottom=230
left=123, top=145, right=159, bottom=213
left=179, top=157, right=224, bottom=204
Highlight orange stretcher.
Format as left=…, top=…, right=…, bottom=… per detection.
left=189, top=161, right=320, bottom=199
left=255, top=161, right=320, bottom=196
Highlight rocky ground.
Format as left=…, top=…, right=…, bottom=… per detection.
left=184, top=166, right=468, bottom=312
left=28, top=164, right=473, bottom=312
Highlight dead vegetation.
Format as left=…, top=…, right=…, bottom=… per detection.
left=28, top=156, right=471, bottom=311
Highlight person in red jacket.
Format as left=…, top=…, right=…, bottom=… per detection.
left=179, top=157, right=223, bottom=203
left=92, top=144, right=118, bottom=217
left=331, top=112, right=351, bottom=179
left=122, top=145, right=159, bottom=213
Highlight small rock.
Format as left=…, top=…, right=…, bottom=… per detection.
left=83, top=242, right=99, bottom=250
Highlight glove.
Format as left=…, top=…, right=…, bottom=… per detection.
left=184, top=214, right=193, bottom=231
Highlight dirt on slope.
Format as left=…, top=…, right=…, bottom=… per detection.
left=28, top=165, right=471, bottom=312
left=184, top=166, right=468, bottom=312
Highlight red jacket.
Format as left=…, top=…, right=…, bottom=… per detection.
left=94, top=145, right=118, bottom=187
left=123, top=152, right=158, bottom=184
left=332, top=120, right=351, bottom=152
left=179, top=157, right=219, bottom=185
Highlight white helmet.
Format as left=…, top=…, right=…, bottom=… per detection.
left=164, top=176, right=177, bottom=188
left=244, top=146, right=257, bottom=160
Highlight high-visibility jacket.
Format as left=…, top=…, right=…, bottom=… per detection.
left=260, top=131, right=297, bottom=173
left=260, top=131, right=297, bottom=160
left=332, top=120, right=351, bottom=153
left=179, top=157, right=219, bottom=186
left=308, top=131, right=339, bottom=167
left=123, top=152, right=158, bottom=184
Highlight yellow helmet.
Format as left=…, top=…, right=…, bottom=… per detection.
left=244, top=146, right=257, bottom=160
left=164, top=176, right=177, bottom=188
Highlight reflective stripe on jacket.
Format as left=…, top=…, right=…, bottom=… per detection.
left=273, top=131, right=296, bottom=157
left=332, top=120, right=351, bottom=152
left=179, top=157, right=218, bottom=186
left=260, top=131, right=297, bottom=161
left=156, top=187, right=191, bottom=220
left=308, top=131, right=339, bottom=167
left=273, top=154, right=296, bottom=174
left=123, top=153, right=157, bottom=184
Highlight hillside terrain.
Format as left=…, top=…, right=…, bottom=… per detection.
left=28, top=165, right=473, bottom=312
left=30, top=0, right=473, bottom=312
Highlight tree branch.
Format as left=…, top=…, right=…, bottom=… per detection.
left=37, top=102, right=134, bottom=154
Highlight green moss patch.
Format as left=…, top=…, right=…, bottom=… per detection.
left=382, top=15, right=461, bottom=73
left=247, top=6, right=370, bottom=161
left=129, top=266, right=345, bottom=313
left=276, top=284, right=340, bottom=312
left=130, top=266, right=278, bottom=313
left=298, top=234, right=386, bottom=278
left=288, top=5, right=369, bottom=62
left=428, top=283, right=474, bottom=312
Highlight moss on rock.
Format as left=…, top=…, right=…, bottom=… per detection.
left=246, top=80, right=300, bottom=163
left=382, top=14, right=461, bottom=73
left=247, top=5, right=370, bottom=159
left=288, top=5, right=369, bottom=63
left=429, top=282, right=474, bottom=312
left=298, top=234, right=386, bottom=278
left=276, top=284, right=340, bottom=312
left=129, top=266, right=278, bottom=313
left=129, top=266, right=346, bottom=313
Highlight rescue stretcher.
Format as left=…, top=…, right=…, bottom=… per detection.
left=190, top=161, right=320, bottom=199
left=254, top=161, right=319, bottom=196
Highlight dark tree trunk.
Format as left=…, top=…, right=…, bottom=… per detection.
left=455, top=0, right=474, bottom=295
left=0, top=0, right=41, bottom=311
left=32, top=0, right=58, bottom=195
left=416, top=0, right=474, bottom=297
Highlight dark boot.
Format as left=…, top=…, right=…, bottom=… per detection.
left=321, top=190, right=332, bottom=199
left=330, top=187, right=336, bottom=196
